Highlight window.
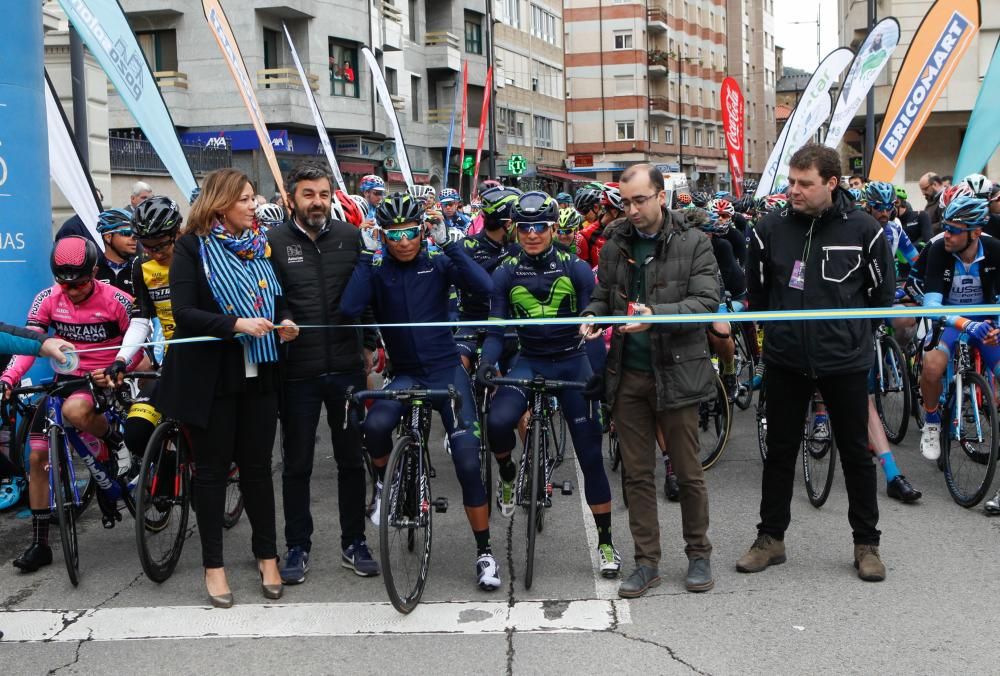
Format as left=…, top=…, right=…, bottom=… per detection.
left=501, top=0, right=521, bottom=28
left=386, top=67, right=398, bottom=95
left=328, top=39, right=359, bottom=98
left=534, top=115, right=553, bottom=148
left=263, top=28, right=282, bottom=71
left=465, top=12, right=483, bottom=54
left=616, top=120, right=635, bottom=140
left=410, top=75, right=421, bottom=122
left=694, top=128, right=702, bottom=147
left=614, top=75, right=633, bottom=95
left=613, top=30, right=633, bottom=50
left=408, top=0, right=418, bottom=41
left=651, top=124, right=659, bottom=143
left=719, top=131, right=726, bottom=150
left=681, top=126, right=690, bottom=145
left=136, top=30, right=178, bottom=72
left=707, top=128, right=715, bottom=148
left=665, top=125, right=674, bottom=144
left=531, top=5, right=558, bottom=46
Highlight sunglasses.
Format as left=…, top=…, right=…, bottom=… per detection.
left=869, top=203, right=894, bottom=212
left=943, top=222, right=978, bottom=235
left=383, top=226, right=422, bottom=242
left=140, top=238, right=175, bottom=253
left=110, top=228, right=136, bottom=238
left=556, top=227, right=579, bottom=235
left=57, top=276, right=93, bottom=290
left=515, top=222, right=551, bottom=234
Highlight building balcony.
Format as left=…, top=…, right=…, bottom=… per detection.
left=256, top=67, right=319, bottom=91
left=649, top=96, right=673, bottom=117
left=424, top=31, right=462, bottom=72
left=381, top=0, right=403, bottom=51
left=108, top=71, right=191, bottom=127
left=391, top=94, right=406, bottom=113
left=647, top=7, right=669, bottom=34
left=109, top=134, right=230, bottom=176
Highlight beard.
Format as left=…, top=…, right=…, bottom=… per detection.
left=296, top=208, right=328, bottom=231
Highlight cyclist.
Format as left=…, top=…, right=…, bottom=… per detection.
left=580, top=184, right=624, bottom=268
left=573, top=186, right=604, bottom=264
left=1, top=237, right=142, bottom=572
left=917, top=195, right=1000, bottom=463
left=340, top=193, right=503, bottom=591
left=708, top=198, right=746, bottom=266
left=895, top=185, right=933, bottom=247
left=440, top=188, right=472, bottom=234
left=255, top=202, right=286, bottom=230
left=478, top=191, right=621, bottom=578
left=95, top=208, right=139, bottom=295
left=359, top=174, right=386, bottom=224
left=555, top=207, right=585, bottom=257
left=556, top=192, right=574, bottom=209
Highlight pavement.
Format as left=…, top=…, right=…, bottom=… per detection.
left=2, top=399, right=999, bottom=675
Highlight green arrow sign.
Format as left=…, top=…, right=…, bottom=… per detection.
left=507, top=154, right=527, bottom=176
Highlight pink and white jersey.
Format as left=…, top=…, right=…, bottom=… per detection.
left=1, top=282, right=133, bottom=384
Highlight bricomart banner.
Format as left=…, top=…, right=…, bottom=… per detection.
left=869, top=0, right=980, bottom=182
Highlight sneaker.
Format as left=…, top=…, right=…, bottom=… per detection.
left=280, top=546, right=310, bottom=585
left=369, top=480, right=383, bottom=527
left=811, top=414, right=830, bottom=442
left=476, top=553, right=501, bottom=591
left=853, top=544, right=886, bottom=582
left=617, top=565, right=661, bottom=598
left=984, top=490, right=1000, bottom=515
left=443, top=436, right=452, bottom=457
left=13, top=543, right=52, bottom=572
left=735, top=533, right=786, bottom=573
left=113, top=441, right=132, bottom=478
left=342, top=539, right=380, bottom=577
left=886, top=475, right=922, bottom=503
left=663, top=472, right=680, bottom=502
left=597, top=543, right=622, bottom=578
left=920, top=423, right=942, bottom=460
left=496, top=471, right=516, bottom=518
left=722, top=372, right=738, bottom=402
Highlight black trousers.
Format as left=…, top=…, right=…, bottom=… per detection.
left=280, top=372, right=367, bottom=552
left=189, top=390, right=279, bottom=568
left=758, top=365, right=881, bottom=546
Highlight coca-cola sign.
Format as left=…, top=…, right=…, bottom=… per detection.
left=720, top=77, right=745, bottom=198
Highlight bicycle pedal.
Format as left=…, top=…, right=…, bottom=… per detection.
left=560, top=480, right=573, bottom=496
left=432, top=496, right=449, bottom=513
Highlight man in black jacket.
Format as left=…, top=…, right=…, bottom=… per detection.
left=267, top=163, right=379, bottom=584
left=740, top=144, right=895, bottom=582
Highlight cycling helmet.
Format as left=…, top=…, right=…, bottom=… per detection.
left=677, top=192, right=693, bottom=207
left=582, top=181, right=605, bottom=190
left=132, top=196, right=182, bottom=238
left=733, top=195, right=755, bottom=215
left=942, top=195, right=989, bottom=229
left=359, top=174, right=385, bottom=194
left=557, top=207, right=584, bottom=231
left=96, top=208, right=133, bottom=235
left=961, top=173, right=993, bottom=199
left=0, top=477, right=25, bottom=511
left=742, top=178, right=758, bottom=193
left=601, top=184, right=624, bottom=211
left=189, top=186, right=201, bottom=205
left=556, top=192, right=573, bottom=205
left=480, top=186, right=523, bottom=224
left=255, top=203, right=285, bottom=228
left=848, top=187, right=864, bottom=203
left=335, top=190, right=364, bottom=226
left=690, top=191, right=710, bottom=208
left=573, top=187, right=604, bottom=216
left=51, top=236, right=100, bottom=283
left=439, top=188, right=461, bottom=204
left=511, top=191, right=559, bottom=224
left=714, top=191, right=730, bottom=200
left=863, top=181, right=896, bottom=211
left=764, top=193, right=788, bottom=211
left=772, top=183, right=789, bottom=196
left=684, top=208, right=716, bottom=233
left=348, top=194, right=370, bottom=217
left=990, top=183, right=1000, bottom=203
left=408, top=185, right=436, bottom=201
left=941, top=183, right=974, bottom=209
left=708, top=198, right=735, bottom=217
left=374, top=192, right=424, bottom=228
left=478, top=179, right=502, bottom=195
left=894, top=185, right=908, bottom=201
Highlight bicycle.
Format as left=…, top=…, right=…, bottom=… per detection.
left=346, top=386, right=456, bottom=614
left=698, top=370, right=732, bottom=470
left=801, top=397, right=836, bottom=508
left=872, top=323, right=911, bottom=444
left=488, top=374, right=583, bottom=590
left=923, top=319, right=999, bottom=507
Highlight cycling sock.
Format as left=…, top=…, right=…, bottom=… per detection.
left=473, top=529, right=491, bottom=556
left=722, top=357, right=736, bottom=375
left=924, top=407, right=941, bottom=424
left=31, top=509, right=50, bottom=546
left=877, top=450, right=901, bottom=482
left=497, top=456, right=517, bottom=483
left=594, top=512, right=612, bottom=546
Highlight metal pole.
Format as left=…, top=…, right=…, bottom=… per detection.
left=69, top=26, right=89, bottom=171
left=863, top=0, right=876, bottom=177
left=678, top=55, right=683, bottom=174
left=485, top=0, right=498, bottom=178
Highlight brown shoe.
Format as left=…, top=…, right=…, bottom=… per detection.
left=853, top=544, right=886, bottom=582
left=735, top=534, right=786, bottom=573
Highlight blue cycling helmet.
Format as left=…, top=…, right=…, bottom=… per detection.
left=771, top=183, right=789, bottom=196
left=714, top=191, right=730, bottom=200
left=511, top=191, right=559, bottom=224
left=942, top=195, right=990, bottom=229
left=96, top=208, right=133, bottom=235
left=439, top=188, right=461, bottom=204
left=0, top=477, right=26, bottom=511
left=864, top=181, right=896, bottom=211
left=848, top=188, right=864, bottom=203
left=556, top=192, right=573, bottom=205
left=359, top=174, right=385, bottom=194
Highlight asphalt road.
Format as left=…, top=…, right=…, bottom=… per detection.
left=2, top=398, right=999, bottom=675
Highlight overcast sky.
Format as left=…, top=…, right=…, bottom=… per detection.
left=773, top=0, right=841, bottom=72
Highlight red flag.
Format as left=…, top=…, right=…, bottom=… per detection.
left=457, top=63, right=469, bottom=196
left=720, top=77, right=745, bottom=199
left=471, top=67, right=493, bottom=201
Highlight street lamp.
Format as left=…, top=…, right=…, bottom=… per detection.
left=670, top=51, right=701, bottom=179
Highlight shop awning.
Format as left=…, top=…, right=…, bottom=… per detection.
left=388, top=171, right=431, bottom=185
left=537, top=166, right=588, bottom=183
left=339, top=160, right=376, bottom=175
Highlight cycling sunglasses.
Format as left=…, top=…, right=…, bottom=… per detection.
left=56, top=276, right=93, bottom=290
left=556, top=227, right=579, bottom=235
left=514, top=222, right=551, bottom=234
left=109, top=228, right=136, bottom=238
left=383, top=225, right=422, bottom=242
left=140, top=237, right=175, bottom=253
left=943, top=222, right=979, bottom=235
left=869, top=202, right=894, bottom=212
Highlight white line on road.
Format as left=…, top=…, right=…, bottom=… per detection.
left=0, top=598, right=630, bottom=643
left=571, top=436, right=625, bottom=605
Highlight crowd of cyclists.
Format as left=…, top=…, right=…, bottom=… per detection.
left=2, top=155, right=1000, bottom=607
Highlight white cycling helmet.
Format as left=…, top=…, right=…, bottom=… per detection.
left=349, top=194, right=369, bottom=216
left=961, top=173, right=993, bottom=199
left=255, top=203, right=285, bottom=228
left=408, top=185, right=437, bottom=202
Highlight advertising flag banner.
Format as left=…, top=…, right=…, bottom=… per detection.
left=954, top=35, right=1000, bottom=179
left=870, top=0, right=981, bottom=182
left=720, top=77, right=745, bottom=199
left=824, top=18, right=901, bottom=150
left=443, top=69, right=462, bottom=189
left=57, top=0, right=197, bottom=199
left=756, top=122, right=790, bottom=199
left=283, top=23, right=346, bottom=193
left=44, top=71, right=102, bottom=247
left=361, top=47, right=414, bottom=189
left=202, top=0, right=287, bottom=204
left=458, top=63, right=469, bottom=196
left=471, top=67, right=493, bottom=201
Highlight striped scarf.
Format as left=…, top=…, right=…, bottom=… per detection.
left=199, top=222, right=283, bottom=364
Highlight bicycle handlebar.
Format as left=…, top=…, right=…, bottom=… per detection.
left=343, top=385, right=464, bottom=431
left=489, top=375, right=586, bottom=392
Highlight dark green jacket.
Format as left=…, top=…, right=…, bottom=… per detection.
left=584, top=209, right=720, bottom=410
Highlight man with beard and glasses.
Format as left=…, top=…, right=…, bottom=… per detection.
left=266, top=163, right=380, bottom=584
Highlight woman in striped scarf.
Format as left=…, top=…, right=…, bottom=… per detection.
left=158, top=169, right=298, bottom=608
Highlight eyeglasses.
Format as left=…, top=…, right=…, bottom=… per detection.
left=56, top=276, right=93, bottom=290
left=383, top=226, right=422, bottom=242
left=620, top=193, right=659, bottom=210
left=716, top=214, right=733, bottom=221
left=109, top=228, right=136, bottom=238
left=943, top=222, right=978, bottom=235
left=556, top=227, right=579, bottom=236
left=140, top=238, right=175, bottom=253
left=515, top=222, right=552, bottom=234
left=869, top=203, right=894, bottom=212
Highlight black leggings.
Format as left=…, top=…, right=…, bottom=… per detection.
left=188, top=391, right=279, bottom=568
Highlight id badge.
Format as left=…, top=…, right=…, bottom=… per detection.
left=627, top=301, right=646, bottom=316
left=789, top=260, right=806, bottom=290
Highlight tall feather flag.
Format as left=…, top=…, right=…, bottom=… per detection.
left=953, top=35, right=1000, bottom=179
left=471, top=67, right=493, bottom=201
left=361, top=47, right=415, bottom=189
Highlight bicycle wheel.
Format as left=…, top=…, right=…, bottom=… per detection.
left=49, top=426, right=80, bottom=586
left=698, top=375, right=732, bottom=470
left=380, top=435, right=431, bottom=614
left=733, top=324, right=756, bottom=411
left=801, top=404, right=836, bottom=508
left=873, top=335, right=910, bottom=444
left=943, top=371, right=999, bottom=507
left=524, top=420, right=542, bottom=590
left=135, top=422, right=191, bottom=583
left=480, top=411, right=493, bottom=518
left=756, top=367, right=768, bottom=462
left=910, top=352, right=926, bottom=431
left=18, top=401, right=95, bottom=518
left=222, top=463, right=244, bottom=529
left=550, top=399, right=567, bottom=466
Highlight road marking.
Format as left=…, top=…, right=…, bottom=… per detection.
left=1, top=599, right=630, bottom=642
